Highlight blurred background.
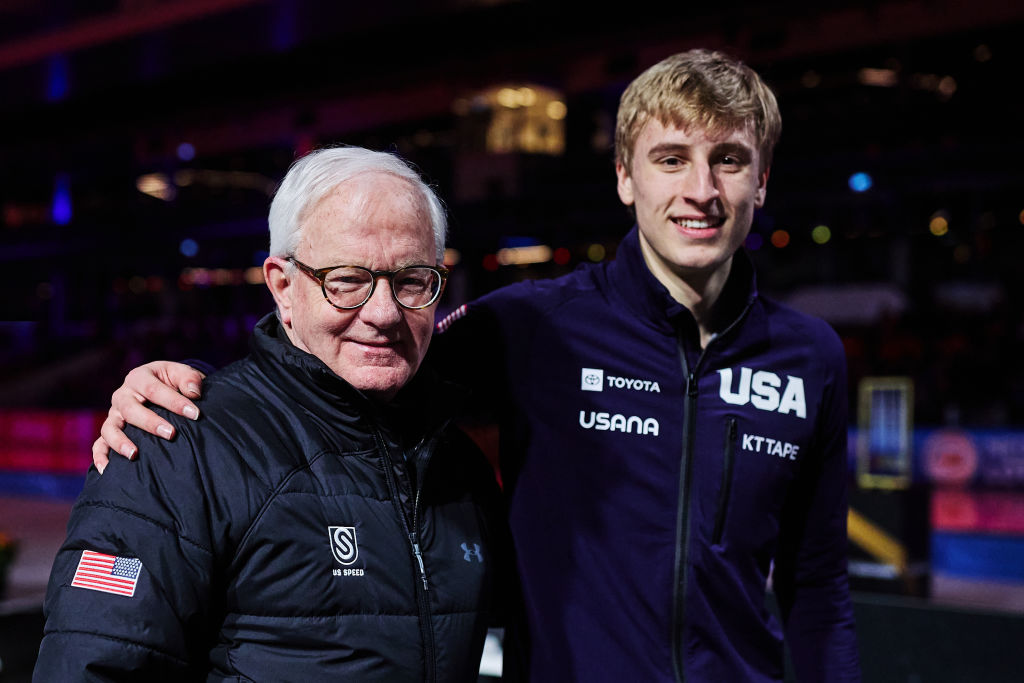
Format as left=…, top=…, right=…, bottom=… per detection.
left=1, top=0, right=1023, bottom=680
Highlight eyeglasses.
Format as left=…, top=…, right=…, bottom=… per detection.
left=288, top=257, right=449, bottom=310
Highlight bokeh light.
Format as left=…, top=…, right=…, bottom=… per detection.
left=180, top=238, right=199, bottom=258
left=849, top=172, right=873, bottom=192
left=770, top=230, right=790, bottom=248
left=812, top=225, right=832, bottom=245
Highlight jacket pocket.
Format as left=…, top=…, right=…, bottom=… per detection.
left=713, top=417, right=738, bottom=546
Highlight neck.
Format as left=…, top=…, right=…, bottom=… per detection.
left=638, top=238, right=732, bottom=349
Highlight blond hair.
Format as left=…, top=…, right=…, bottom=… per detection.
left=615, top=49, right=781, bottom=173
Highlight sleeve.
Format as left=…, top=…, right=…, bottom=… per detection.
left=773, top=329, right=861, bottom=682
left=33, top=420, right=218, bottom=682
left=182, top=358, right=218, bottom=376
left=430, top=298, right=510, bottom=417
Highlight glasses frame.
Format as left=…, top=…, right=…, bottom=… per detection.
left=288, top=256, right=449, bottom=311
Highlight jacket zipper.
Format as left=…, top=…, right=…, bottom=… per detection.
left=671, top=347, right=698, bottom=683
left=375, top=428, right=441, bottom=683
left=671, top=301, right=755, bottom=683
left=713, top=418, right=738, bottom=546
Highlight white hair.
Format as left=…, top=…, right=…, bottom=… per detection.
left=267, top=146, right=447, bottom=262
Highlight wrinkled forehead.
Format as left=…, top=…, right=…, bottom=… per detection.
left=300, top=173, right=434, bottom=255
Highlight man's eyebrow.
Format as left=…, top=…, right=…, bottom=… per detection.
left=714, top=141, right=755, bottom=159
left=646, top=142, right=692, bottom=158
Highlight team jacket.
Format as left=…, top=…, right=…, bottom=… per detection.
left=35, top=314, right=509, bottom=682
left=433, top=226, right=860, bottom=682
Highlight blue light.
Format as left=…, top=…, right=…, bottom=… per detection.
left=46, top=55, right=70, bottom=102
left=744, top=233, right=764, bottom=251
left=253, top=250, right=269, bottom=265
left=849, top=172, right=873, bottom=193
left=51, top=173, right=72, bottom=225
left=176, top=142, right=195, bottom=161
left=180, top=238, right=199, bottom=258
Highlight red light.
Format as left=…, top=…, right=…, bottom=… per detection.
left=553, top=247, right=571, bottom=265
left=482, top=254, right=499, bottom=271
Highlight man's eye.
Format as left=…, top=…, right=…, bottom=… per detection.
left=661, top=157, right=683, bottom=167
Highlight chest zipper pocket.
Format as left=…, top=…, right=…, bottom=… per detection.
left=713, top=417, right=738, bottom=546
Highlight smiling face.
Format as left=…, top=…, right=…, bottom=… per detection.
left=265, top=172, right=438, bottom=401
left=616, top=117, right=768, bottom=302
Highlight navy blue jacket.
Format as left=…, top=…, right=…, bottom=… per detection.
left=35, top=314, right=509, bottom=682
left=434, top=226, right=860, bottom=682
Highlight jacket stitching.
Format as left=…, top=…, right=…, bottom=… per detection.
left=76, top=500, right=213, bottom=555
left=42, top=628, right=192, bottom=667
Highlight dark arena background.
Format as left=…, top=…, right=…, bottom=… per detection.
left=2, top=1, right=1024, bottom=680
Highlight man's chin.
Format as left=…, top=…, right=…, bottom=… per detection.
left=343, top=366, right=414, bottom=402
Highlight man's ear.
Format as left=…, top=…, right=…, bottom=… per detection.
left=754, top=165, right=770, bottom=208
left=615, top=159, right=635, bottom=207
left=264, top=257, right=295, bottom=326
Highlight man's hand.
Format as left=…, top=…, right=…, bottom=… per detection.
left=93, top=361, right=206, bottom=473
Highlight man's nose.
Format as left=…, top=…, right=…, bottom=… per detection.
left=359, top=277, right=404, bottom=327
left=680, top=160, right=720, bottom=204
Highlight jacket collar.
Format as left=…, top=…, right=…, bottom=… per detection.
left=607, top=225, right=762, bottom=342
left=249, top=313, right=464, bottom=439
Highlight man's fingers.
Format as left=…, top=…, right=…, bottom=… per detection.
left=125, top=366, right=201, bottom=420
left=92, top=437, right=111, bottom=474
left=158, top=362, right=206, bottom=400
left=100, top=409, right=138, bottom=460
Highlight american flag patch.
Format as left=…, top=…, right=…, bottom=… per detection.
left=71, top=550, right=143, bottom=597
left=436, top=304, right=467, bottom=333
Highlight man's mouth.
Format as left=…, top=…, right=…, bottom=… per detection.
left=672, top=217, right=725, bottom=229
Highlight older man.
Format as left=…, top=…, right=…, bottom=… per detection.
left=35, top=147, right=507, bottom=682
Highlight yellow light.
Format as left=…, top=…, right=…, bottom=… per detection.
left=858, top=68, right=898, bottom=87
left=444, top=248, right=461, bottom=266
left=546, top=100, right=567, bottom=120
left=587, top=243, right=606, bottom=262
left=518, top=87, right=537, bottom=107
left=497, top=88, right=520, bottom=108
left=938, top=76, right=957, bottom=98
left=496, top=245, right=552, bottom=266
left=1018, top=209, right=1024, bottom=225
left=811, top=225, right=831, bottom=245
left=771, top=230, right=790, bottom=248
left=244, top=267, right=265, bottom=285
left=929, top=216, right=949, bottom=236
left=136, top=173, right=173, bottom=200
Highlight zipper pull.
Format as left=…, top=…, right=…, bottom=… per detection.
left=410, top=533, right=429, bottom=591
left=687, top=372, right=698, bottom=398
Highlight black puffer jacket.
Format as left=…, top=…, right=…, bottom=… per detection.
left=35, top=314, right=509, bottom=682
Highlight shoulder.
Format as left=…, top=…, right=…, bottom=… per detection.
left=759, top=296, right=845, bottom=361
left=438, top=265, right=606, bottom=335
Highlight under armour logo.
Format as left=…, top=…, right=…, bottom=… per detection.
left=461, top=542, right=483, bottom=563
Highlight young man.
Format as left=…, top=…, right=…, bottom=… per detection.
left=37, top=148, right=509, bottom=682
left=94, top=50, right=860, bottom=681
